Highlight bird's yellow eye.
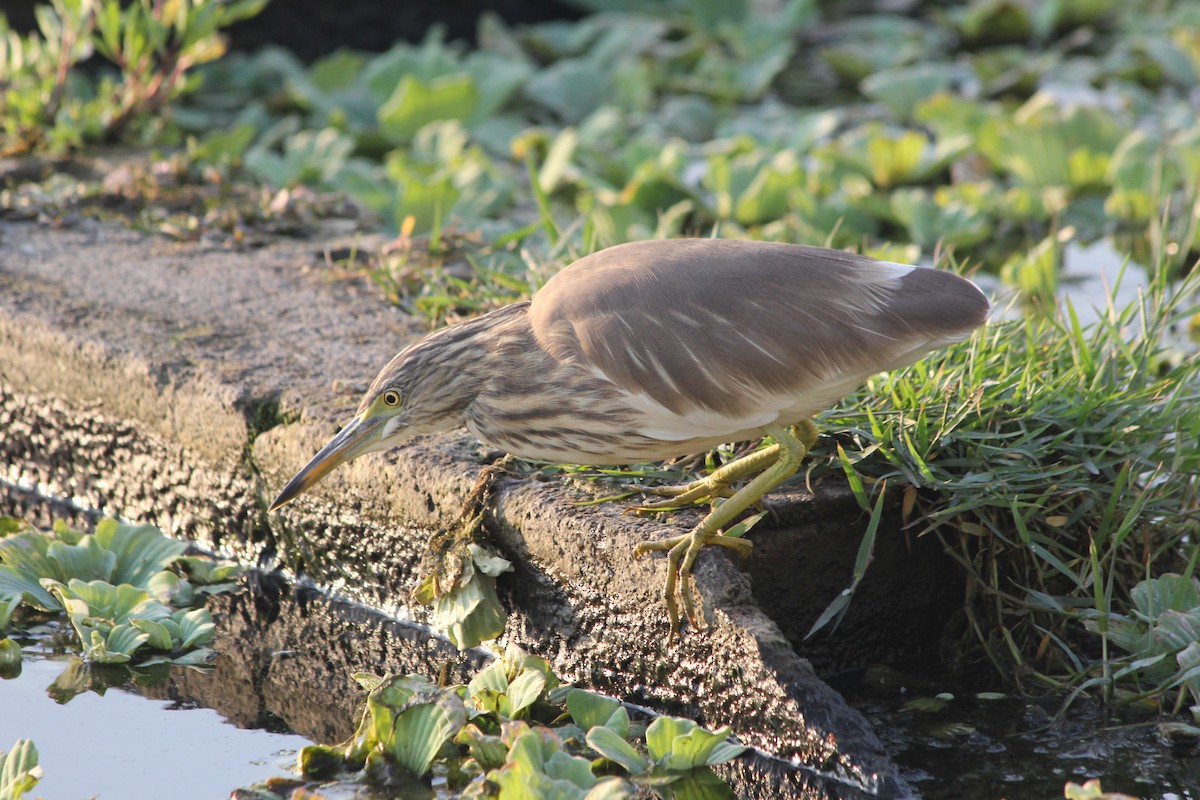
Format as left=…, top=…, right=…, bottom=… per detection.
left=383, top=390, right=401, bottom=407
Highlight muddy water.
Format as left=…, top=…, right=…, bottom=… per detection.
left=836, top=671, right=1200, bottom=799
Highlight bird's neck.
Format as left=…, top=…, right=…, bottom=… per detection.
left=398, top=302, right=539, bottom=433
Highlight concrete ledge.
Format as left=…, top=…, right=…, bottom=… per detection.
left=0, top=217, right=956, bottom=796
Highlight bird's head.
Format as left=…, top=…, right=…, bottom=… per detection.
left=268, top=324, right=491, bottom=512
left=267, top=362, right=411, bottom=512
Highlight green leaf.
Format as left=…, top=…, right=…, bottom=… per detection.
left=246, top=127, right=355, bottom=187
left=464, top=51, right=533, bottom=124
left=46, top=536, right=116, bottom=583
left=644, top=717, right=744, bottom=770
left=524, top=58, right=611, bottom=124
left=582, top=777, right=633, bottom=800
left=378, top=74, right=479, bottom=144
left=0, top=638, right=22, bottom=678
left=131, top=617, right=176, bottom=651
left=0, top=739, right=42, bottom=800
left=430, top=562, right=508, bottom=649
left=645, top=716, right=691, bottom=762
left=85, top=624, right=149, bottom=664
left=538, top=127, right=578, bottom=195
left=384, top=702, right=459, bottom=775
left=491, top=728, right=604, bottom=798
left=1132, top=574, right=1200, bottom=618
left=0, top=591, right=26, bottom=631
left=1153, top=610, right=1200, bottom=654
left=146, top=570, right=190, bottom=606
left=176, top=555, right=244, bottom=586
left=604, top=706, right=631, bottom=738
left=368, top=677, right=467, bottom=777
left=173, top=608, right=215, bottom=649
left=1000, top=234, right=1060, bottom=300
left=93, top=520, right=189, bottom=587
left=505, top=669, right=547, bottom=717
left=861, top=64, right=969, bottom=121
left=545, top=749, right=597, bottom=789
left=456, top=726, right=509, bottom=769
left=165, top=648, right=215, bottom=666
left=469, top=659, right=510, bottom=699
left=584, top=726, right=647, bottom=775
left=889, top=188, right=993, bottom=251
left=667, top=767, right=737, bottom=800
left=61, top=579, right=169, bottom=624
left=567, top=689, right=622, bottom=731
left=0, top=534, right=64, bottom=611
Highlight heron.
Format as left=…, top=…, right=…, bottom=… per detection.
left=270, top=238, right=990, bottom=631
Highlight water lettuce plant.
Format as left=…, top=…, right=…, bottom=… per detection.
left=0, top=517, right=239, bottom=665
left=414, top=541, right=512, bottom=650
left=0, top=740, right=40, bottom=800
left=43, top=579, right=215, bottom=664
left=0, top=517, right=185, bottom=611
left=7, top=0, right=1200, bottom=288
left=280, top=644, right=744, bottom=799
left=1077, top=573, right=1200, bottom=716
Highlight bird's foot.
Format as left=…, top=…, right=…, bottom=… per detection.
left=633, top=527, right=753, bottom=633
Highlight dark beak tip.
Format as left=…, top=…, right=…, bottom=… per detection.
left=267, top=474, right=306, bottom=513
left=267, top=414, right=376, bottom=515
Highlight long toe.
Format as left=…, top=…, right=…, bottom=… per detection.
left=709, top=534, right=753, bottom=558
left=631, top=485, right=736, bottom=512
left=633, top=532, right=690, bottom=556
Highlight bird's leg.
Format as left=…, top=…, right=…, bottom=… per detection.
left=633, top=419, right=819, bottom=510
left=633, top=421, right=817, bottom=631
left=412, top=460, right=512, bottom=603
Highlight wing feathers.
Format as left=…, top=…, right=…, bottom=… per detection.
left=529, top=239, right=989, bottom=421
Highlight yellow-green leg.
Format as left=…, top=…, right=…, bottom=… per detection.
left=632, top=420, right=818, bottom=631
left=633, top=419, right=819, bottom=510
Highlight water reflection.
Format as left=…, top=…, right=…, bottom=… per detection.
left=838, top=667, right=1200, bottom=800
left=0, top=654, right=311, bottom=800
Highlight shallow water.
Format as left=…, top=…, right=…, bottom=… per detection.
left=0, top=649, right=312, bottom=799
left=838, top=668, right=1200, bottom=800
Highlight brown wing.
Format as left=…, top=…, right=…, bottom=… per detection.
left=528, top=239, right=989, bottom=420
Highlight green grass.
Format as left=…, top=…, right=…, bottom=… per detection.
left=819, top=254, right=1200, bottom=694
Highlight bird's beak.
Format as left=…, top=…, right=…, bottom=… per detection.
left=269, top=414, right=388, bottom=511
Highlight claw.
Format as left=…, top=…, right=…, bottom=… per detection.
left=635, top=528, right=754, bottom=632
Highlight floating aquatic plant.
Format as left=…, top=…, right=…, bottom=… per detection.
left=278, top=644, right=743, bottom=799
left=0, top=518, right=238, bottom=665
left=823, top=124, right=971, bottom=190
left=0, top=739, right=41, bottom=800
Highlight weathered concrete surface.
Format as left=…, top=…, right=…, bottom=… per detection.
left=0, top=216, right=959, bottom=796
